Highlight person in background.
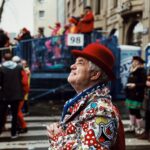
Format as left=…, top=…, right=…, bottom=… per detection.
left=0, top=53, right=25, bottom=139
left=14, top=27, right=33, bottom=67
left=14, top=28, right=32, bottom=42
left=34, top=27, right=45, bottom=39
left=79, top=6, right=94, bottom=46
left=45, top=22, right=63, bottom=60
left=12, top=56, right=29, bottom=134
left=138, top=74, right=150, bottom=140
left=64, top=17, right=80, bottom=53
left=46, top=43, right=125, bottom=150
left=125, top=56, right=147, bottom=135
left=0, top=29, right=10, bottom=63
left=68, top=16, right=80, bottom=34
left=21, top=59, right=31, bottom=116
left=33, top=27, right=47, bottom=69
left=48, top=22, right=63, bottom=36
left=37, top=27, right=45, bottom=38
left=63, top=24, right=70, bottom=35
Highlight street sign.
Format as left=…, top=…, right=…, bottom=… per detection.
left=67, top=34, right=84, bottom=46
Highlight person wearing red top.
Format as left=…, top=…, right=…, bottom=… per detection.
left=68, top=16, right=80, bottom=34
left=48, top=22, right=63, bottom=36
left=12, top=56, right=29, bottom=134
left=79, top=6, right=94, bottom=46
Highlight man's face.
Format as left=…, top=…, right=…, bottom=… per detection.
left=132, top=59, right=140, bottom=68
left=67, top=57, right=92, bottom=93
left=84, top=8, right=89, bottom=14
left=21, top=60, right=27, bottom=67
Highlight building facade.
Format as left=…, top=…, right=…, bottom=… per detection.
left=33, top=0, right=57, bottom=36
left=65, top=0, right=150, bottom=55
left=57, top=0, right=66, bottom=26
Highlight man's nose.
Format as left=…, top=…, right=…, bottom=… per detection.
left=70, top=63, right=76, bottom=69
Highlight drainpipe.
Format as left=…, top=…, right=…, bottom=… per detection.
left=56, top=0, right=58, bottom=21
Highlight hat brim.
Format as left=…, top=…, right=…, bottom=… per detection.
left=72, top=50, right=116, bottom=80
left=132, top=56, right=145, bottom=64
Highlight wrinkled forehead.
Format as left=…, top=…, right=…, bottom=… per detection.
left=75, top=56, right=89, bottom=63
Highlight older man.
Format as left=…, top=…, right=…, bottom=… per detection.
left=47, top=43, right=125, bottom=150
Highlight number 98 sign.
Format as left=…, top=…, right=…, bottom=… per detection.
left=67, top=34, right=84, bottom=46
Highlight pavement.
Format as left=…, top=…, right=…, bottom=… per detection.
left=1, top=116, right=150, bottom=150
left=29, top=99, right=65, bottom=116
left=1, top=99, right=149, bottom=150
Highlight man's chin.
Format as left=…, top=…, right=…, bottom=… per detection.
left=67, top=78, right=75, bottom=86
left=68, top=78, right=73, bottom=84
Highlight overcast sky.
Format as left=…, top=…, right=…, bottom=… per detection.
left=0, top=0, right=34, bottom=34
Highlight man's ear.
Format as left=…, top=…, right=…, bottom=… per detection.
left=90, top=71, right=101, bottom=81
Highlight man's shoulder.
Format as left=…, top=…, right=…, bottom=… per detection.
left=1, top=63, right=23, bottom=72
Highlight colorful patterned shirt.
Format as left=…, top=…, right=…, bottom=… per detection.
left=48, top=83, right=121, bottom=150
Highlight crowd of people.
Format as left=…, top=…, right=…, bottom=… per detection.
left=44, top=5, right=94, bottom=67
left=0, top=6, right=95, bottom=72
left=0, top=53, right=30, bottom=139
left=46, top=5, right=94, bottom=46
left=0, top=4, right=150, bottom=150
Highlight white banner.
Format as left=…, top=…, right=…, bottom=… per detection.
left=67, top=34, right=84, bottom=46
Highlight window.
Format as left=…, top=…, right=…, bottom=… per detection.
left=95, top=0, right=101, bottom=15
left=79, top=0, right=83, bottom=5
left=67, top=2, right=70, bottom=17
left=39, top=10, right=45, bottom=18
left=114, top=0, right=118, bottom=8
left=73, top=0, right=76, bottom=11
left=83, top=0, right=87, bottom=8
left=132, top=22, right=143, bottom=45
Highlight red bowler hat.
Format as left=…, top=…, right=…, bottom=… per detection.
left=71, top=43, right=115, bottom=80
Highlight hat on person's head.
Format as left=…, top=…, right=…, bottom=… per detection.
left=12, top=56, right=21, bottom=63
left=132, top=56, right=145, bottom=64
left=71, top=43, right=115, bottom=80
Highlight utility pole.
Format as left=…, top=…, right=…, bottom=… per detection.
left=0, top=0, right=6, bottom=23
